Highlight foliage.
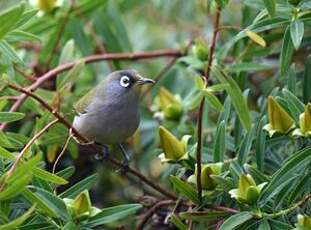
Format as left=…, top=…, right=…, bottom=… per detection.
left=0, top=0, right=310, bottom=229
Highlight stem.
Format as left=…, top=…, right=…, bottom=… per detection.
left=195, top=6, right=222, bottom=205
left=5, top=82, right=177, bottom=200
left=137, top=200, right=176, bottom=230
left=0, top=49, right=183, bottom=131
left=262, top=193, right=311, bottom=218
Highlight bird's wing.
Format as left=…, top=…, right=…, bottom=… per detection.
left=73, top=86, right=99, bottom=115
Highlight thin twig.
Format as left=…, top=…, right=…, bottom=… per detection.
left=0, top=119, right=59, bottom=190
left=137, top=200, right=176, bottom=230
left=0, top=49, right=183, bottom=131
left=52, top=133, right=73, bottom=174
left=5, top=82, right=177, bottom=200
left=195, top=6, right=222, bottom=205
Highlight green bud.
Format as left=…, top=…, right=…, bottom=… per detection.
left=296, top=214, right=311, bottom=229
left=187, top=163, right=222, bottom=190
left=294, top=103, right=311, bottom=137
left=37, top=0, right=57, bottom=13
left=263, top=96, right=295, bottom=137
left=155, top=87, right=183, bottom=121
left=229, top=174, right=266, bottom=205
left=64, top=190, right=92, bottom=218
left=158, top=126, right=190, bottom=162
left=192, top=38, right=209, bottom=61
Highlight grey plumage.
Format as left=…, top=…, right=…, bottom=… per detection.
left=72, top=69, right=154, bottom=145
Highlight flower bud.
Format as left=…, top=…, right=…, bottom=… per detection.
left=263, top=96, right=295, bottom=137
left=296, top=214, right=311, bottom=229
left=154, top=87, right=183, bottom=121
left=229, top=174, right=266, bottom=205
left=187, top=163, right=222, bottom=190
left=37, top=0, right=57, bottom=13
left=64, top=190, right=91, bottom=218
left=192, top=38, right=209, bottom=61
left=294, top=103, right=311, bottom=137
left=158, top=126, right=190, bottom=162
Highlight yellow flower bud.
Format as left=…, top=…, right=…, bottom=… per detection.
left=245, top=30, right=266, bottom=47
left=192, top=38, right=209, bottom=61
left=37, top=0, right=57, bottom=13
left=64, top=190, right=91, bottom=218
left=298, top=103, right=311, bottom=136
left=158, top=126, right=189, bottom=162
left=296, top=214, right=311, bottom=229
left=229, top=174, right=266, bottom=205
left=155, top=87, right=183, bottom=121
left=187, top=163, right=222, bottom=190
left=263, top=96, right=295, bottom=137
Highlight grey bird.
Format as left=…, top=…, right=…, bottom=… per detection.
left=72, top=69, right=155, bottom=166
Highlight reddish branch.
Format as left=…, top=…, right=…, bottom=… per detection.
left=137, top=200, right=176, bottom=230
left=0, top=49, right=183, bottom=131
left=195, top=6, right=222, bottom=205
left=5, top=82, right=177, bottom=200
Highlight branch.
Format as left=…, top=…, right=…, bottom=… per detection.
left=137, top=200, right=176, bottom=230
left=0, top=49, right=183, bottom=131
left=5, top=82, right=177, bottom=200
left=195, top=6, right=222, bottom=205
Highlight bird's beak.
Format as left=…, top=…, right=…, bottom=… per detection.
left=136, top=78, right=156, bottom=85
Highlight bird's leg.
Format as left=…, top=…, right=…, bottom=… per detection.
left=94, top=143, right=110, bottom=161
left=117, top=143, right=130, bottom=173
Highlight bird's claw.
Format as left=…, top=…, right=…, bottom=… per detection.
left=94, top=145, right=109, bottom=161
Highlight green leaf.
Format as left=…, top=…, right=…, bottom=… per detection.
left=0, top=146, right=15, bottom=160
left=0, top=174, right=31, bottom=200
left=34, top=187, right=70, bottom=221
left=213, top=120, right=226, bottom=162
left=170, top=176, right=199, bottom=205
left=290, top=20, right=304, bottom=50
left=0, top=40, right=23, bottom=64
left=0, top=205, right=34, bottom=230
left=0, top=112, right=25, bottom=123
left=255, top=117, right=266, bottom=171
left=227, top=62, right=272, bottom=73
left=60, top=173, right=98, bottom=199
left=237, top=129, right=254, bottom=165
left=86, top=204, right=142, bottom=227
left=288, top=170, right=311, bottom=203
left=259, top=146, right=311, bottom=206
left=282, top=88, right=304, bottom=122
left=0, top=131, right=14, bottom=149
left=0, top=3, right=24, bottom=39
left=303, top=55, right=311, bottom=103
left=170, top=214, right=187, bottom=230
left=262, top=0, right=276, bottom=17
left=56, top=166, right=75, bottom=180
left=219, top=212, right=253, bottom=230
left=57, top=61, right=85, bottom=91
left=180, top=211, right=228, bottom=221
left=280, top=26, right=294, bottom=75
left=258, top=219, right=271, bottom=230
left=22, top=188, right=58, bottom=218
left=201, top=89, right=224, bottom=112
left=212, top=66, right=251, bottom=131
left=6, top=30, right=41, bottom=43
left=33, top=168, right=68, bottom=185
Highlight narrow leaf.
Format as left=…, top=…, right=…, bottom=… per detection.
left=0, top=112, right=25, bottom=123
left=303, top=55, right=311, bottom=103
left=290, top=20, right=304, bottom=50
left=170, top=176, right=199, bottom=205
left=262, top=0, right=276, bottom=17
left=213, top=120, right=226, bottom=162
left=0, top=205, right=34, bottom=230
left=219, top=212, right=253, bottom=230
left=280, top=26, right=294, bottom=75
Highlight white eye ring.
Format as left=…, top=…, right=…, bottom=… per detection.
left=120, top=76, right=130, bottom=88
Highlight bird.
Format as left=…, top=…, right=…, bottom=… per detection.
left=72, top=69, right=155, bottom=168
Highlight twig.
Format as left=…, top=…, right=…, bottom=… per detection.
left=5, top=82, right=177, bottom=200
left=0, top=119, right=59, bottom=190
left=137, top=200, right=176, bottom=230
left=52, top=133, right=73, bottom=174
left=46, top=1, right=75, bottom=67
left=195, top=6, right=222, bottom=205
left=0, top=49, right=183, bottom=131
left=262, top=193, right=311, bottom=218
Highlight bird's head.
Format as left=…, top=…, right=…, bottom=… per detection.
left=104, top=69, right=155, bottom=97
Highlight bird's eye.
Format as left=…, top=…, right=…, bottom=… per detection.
left=120, top=76, right=130, bottom=88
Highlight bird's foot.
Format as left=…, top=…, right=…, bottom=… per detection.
left=94, top=144, right=109, bottom=161
left=117, top=159, right=129, bottom=174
